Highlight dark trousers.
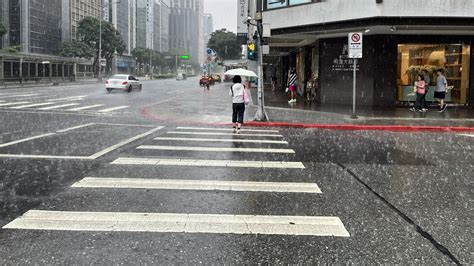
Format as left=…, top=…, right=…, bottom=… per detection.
left=232, top=103, right=245, bottom=124
left=422, top=89, right=429, bottom=108
left=415, top=93, right=425, bottom=110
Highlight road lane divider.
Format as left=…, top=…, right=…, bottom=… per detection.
left=0, top=101, right=30, bottom=107
left=176, top=126, right=279, bottom=133
left=0, top=133, right=56, bottom=148
left=71, top=177, right=321, bottom=193
left=68, top=104, right=104, bottom=111
left=2, top=210, right=349, bottom=237
left=10, top=102, right=57, bottom=109
left=98, top=106, right=130, bottom=113
left=154, top=137, right=288, bottom=144
left=137, top=145, right=295, bottom=153
left=87, top=126, right=164, bottom=159
left=166, top=131, right=283, bottom=137
left=110, top=157, right=305, bottom=169
left=38, top=103, right=80, bottom=110
left=0, top=93, right=40, bottom=98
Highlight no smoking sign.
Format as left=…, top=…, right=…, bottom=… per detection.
left=348, top=32, right=363, bottom=58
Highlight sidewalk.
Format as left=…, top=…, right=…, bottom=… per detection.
left=252, top=85, right=474, bottom=128
left=140, top=81, right=474, bottom=131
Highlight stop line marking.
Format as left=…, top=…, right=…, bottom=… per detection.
left=176, top=126, right=279, bottom=133
left=3, top=210, right=349, bottom=237
left=154, top=137, right=288, bottom=144
left=71, top=177, right=321, bottom=193
left=111, top=157, right=305, bottom=169
left=167, top=131, right=283, bottom=137
left=137, top=145, right=295, bottom=153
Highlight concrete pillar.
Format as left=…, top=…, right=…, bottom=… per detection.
left=35, top=61, right=38, bottom=77
left=62, top=62, right=65, bottom=79
left=0, top=57, right=4, bottom=80
left=49, top=63, right=52, bottom=80
left=19, top=58, right=23, bottom=78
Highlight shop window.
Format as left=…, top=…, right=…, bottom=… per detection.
left=397, top=44, right=470, bottom=104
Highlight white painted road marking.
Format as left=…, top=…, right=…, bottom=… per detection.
left=167, top=90, right=179, bottom=94
left=0, top=101, right=30, bottom=107
left=48, top=95, right=88, bottom=101
left=167, top=131, right=283, bottom=137
left=98, top=106, right=130, bottom=113
left=10, top=102, right=57, bottom=109
left=0, top=133, right=56, bottom=148
left=458, top=134, right=474, bottom=138
left=56, top=123, right=96, bottom=133
left=3, top=210, right=349, bottom=237
left=38, top=103, right=80, bottom=110
left=0, top=93, right=40, bottom=98
left=72, top=177, right=321, bottom=193
left=137, top=145, right=295, bottom=154
left=176, top=126, right=279, bottom=133
left=87, top=126, right=164, bottom=159
left=154, top=137, right=288, bottom=144
left=111, top=158, right=305, bottom=169
left=68, top=104, right=104, bottom=111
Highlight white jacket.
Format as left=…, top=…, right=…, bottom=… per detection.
left=230, top=83, right=245, bottom=103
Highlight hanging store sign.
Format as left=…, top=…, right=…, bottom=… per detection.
left=237, top=0, right=248, bottom=34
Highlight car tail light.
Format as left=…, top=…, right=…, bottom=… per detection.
left=122, top=81, right=128, bottom=85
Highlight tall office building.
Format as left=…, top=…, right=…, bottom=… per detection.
left=4, top=0, right=62, bottom=55
left=169, top=0, right=203, bottom=62
left=109, top=0, right=136, bottom=54
left=203, top=13, right=213, bottom=44
left=136, top=0, right=153, bottom=49
left=153, top=0, right=170, bottom=53
left=0, top=1, right=7, bottom=49
left=62, top=0, right=102, bottom=42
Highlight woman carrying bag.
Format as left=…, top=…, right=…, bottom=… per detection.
left=229, top=75, right=250, bottom=134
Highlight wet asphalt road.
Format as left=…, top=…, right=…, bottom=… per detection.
left=0, top=78, right=472, bottom=264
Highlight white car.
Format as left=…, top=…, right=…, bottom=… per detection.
left=105, top=74, right=142, bottom=93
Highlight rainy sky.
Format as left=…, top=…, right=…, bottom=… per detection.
left=204, top=0, right=238, bottom=33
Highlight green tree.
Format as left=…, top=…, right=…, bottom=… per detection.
left=60, top=41, right=95, bottom=59
left=0, top=23, right=6, bottom=38
left=132, top=47, right=163, bottom=75
left=207, top=29, right=241, bottom=60
left=76, top=17, right=125, bottom=74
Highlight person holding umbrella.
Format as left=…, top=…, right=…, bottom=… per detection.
left=229, top=75, right=249, bottom=134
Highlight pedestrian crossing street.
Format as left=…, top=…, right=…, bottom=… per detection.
left=3, top=126, right=350, bottom=237
left=0, top=93, right=129, bottom=114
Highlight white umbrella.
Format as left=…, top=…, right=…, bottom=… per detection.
left=224, top=68, right=258, bottom=78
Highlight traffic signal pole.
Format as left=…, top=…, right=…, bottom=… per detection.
left=253, top=0, right=269, bottom=122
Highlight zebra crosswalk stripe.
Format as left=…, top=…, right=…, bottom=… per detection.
left=111, top=157, right=305, bottom=169
left=166, top=131, right=283, bottom=137
left=68, top=104, right=104, bottom=111
left=137, top=145, right=295, bottom=153
left=176, top=126, right=279, bottom=133
left=71, top=177, right=321, bottom=193
left=2, top=210, right=350, bottom=237
left=154, top=137, right=288, bottom=144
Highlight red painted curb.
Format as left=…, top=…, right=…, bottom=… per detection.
left=243, top=121, right=474, bottom=132
left=140, top=106, right=474, bottom=133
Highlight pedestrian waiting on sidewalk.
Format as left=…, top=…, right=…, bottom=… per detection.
left=435, top=69, right=448, bottom=113
left=287, top=68, right=298, bottom=103
left=421, top=69, right=431, bottom=110
left=409, top=74, right=426, bottom=113
left=229, top=75, right=249, bottom=134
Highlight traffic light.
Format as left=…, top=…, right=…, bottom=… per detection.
left=247, top=43, right=257, bottom=60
